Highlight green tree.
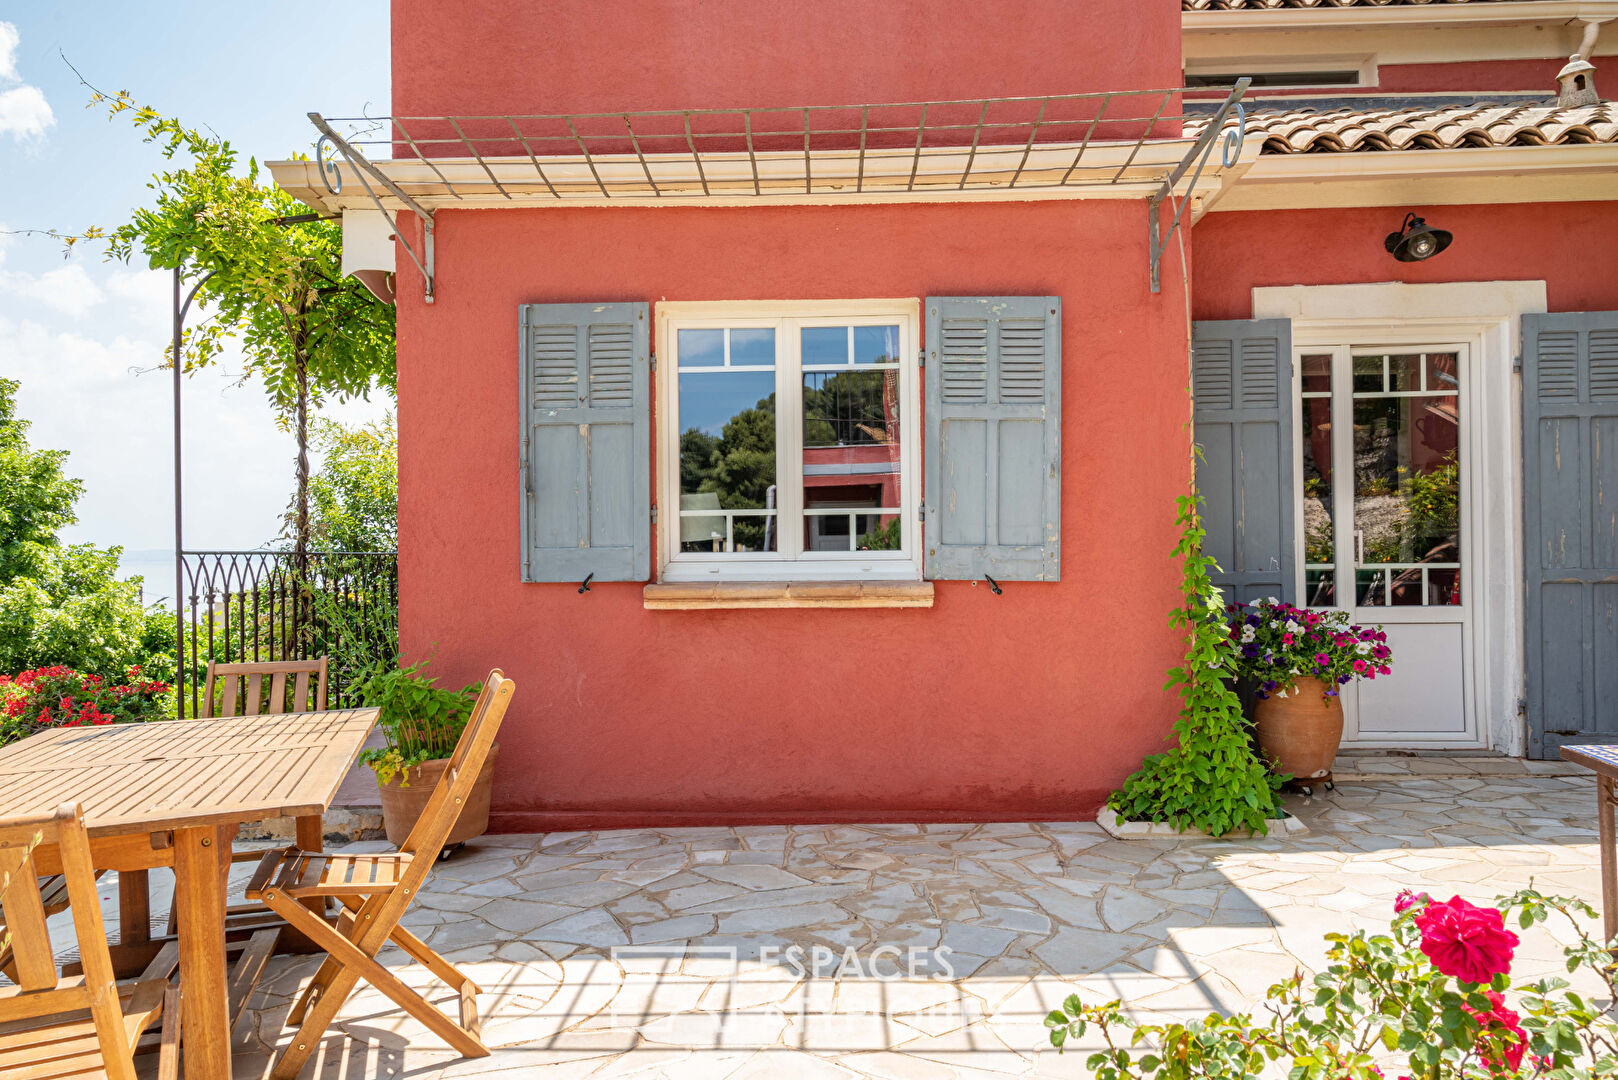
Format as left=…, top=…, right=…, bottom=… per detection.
left=0, top=379, right=80, bottom=585
left=0, top=379, right=157, bottom=676
left=52, top=80, right=396, bottom=557
left=681, top=395, right=778, bottom=550
left=283, top=415, right=398, bottom=552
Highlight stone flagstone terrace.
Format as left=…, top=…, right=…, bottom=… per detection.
left=188, top=773, right=1604, bottom=1078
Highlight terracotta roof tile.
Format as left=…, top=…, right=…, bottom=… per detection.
left=1187, top=0, right=1533, bottom=9
left=1191, top=102, right=1618, bottom=151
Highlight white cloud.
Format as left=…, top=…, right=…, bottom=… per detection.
left=0, top=263, right=105, bottom=317
left=0, top=22, right=19, bottom=83
left=0, top=22, right=53, bottom=142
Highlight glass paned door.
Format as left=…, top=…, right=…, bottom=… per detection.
left=1299, top=344, right=1476, bottom=746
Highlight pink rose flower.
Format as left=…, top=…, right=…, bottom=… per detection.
left=1465, top=989, right=1527, bottom=1074
left=1394, top=890, right=1430, bottom=913
left=1414, top=896, right=1519, bottom=984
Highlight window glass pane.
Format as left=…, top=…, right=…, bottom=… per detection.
left=1301, top=353, right=1331, bottom=395
left=678, top=370, right=778, bottom=557
left=1352, top=355, right=1383, bottom=394
left=1301, top=353, right=1335, bottom=607
left=1428, top=567, right=1460, bottom=605
left=1351, top=354, right=1460, bottom=607
left=1305, top=569, right=1336, bottom=607
left=803, top=367, right=901, bottom=554
left=730, top=328, right=775, bottom=366
left=677, top=328, right=724, bottom=367
left=1389, top=353, right=1422, bottom=392
left=1426, top=352, right=1460, bottom=391
left=853, top=325, right=900, bottom=365
left=801, top=326, right=848, bottom=366
left=1356, top=568, right=1383, bottom=606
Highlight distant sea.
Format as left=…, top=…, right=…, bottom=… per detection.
left=118, top=549, right=181, bottom=611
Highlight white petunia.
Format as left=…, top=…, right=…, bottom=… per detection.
left=1285, top=620, right=1300, bottom=633
left=1241, top=625, right=1256, bottom=643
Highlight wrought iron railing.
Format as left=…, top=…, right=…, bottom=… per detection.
left=177, top=550, right=398, bottom=717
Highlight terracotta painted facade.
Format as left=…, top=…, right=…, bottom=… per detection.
left=379, top=0, right=1616, bottom=826
left=396, top=201, right=1192, bottom=831
left=1192, top=203, right=1618, bottom=321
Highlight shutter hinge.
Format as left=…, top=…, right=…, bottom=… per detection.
left=918, top=347, right=926, bottom=369
left=917, top=502, right=926, bottom=521
left=651, top=504, right=659, bottom=524
left=1517, top=696, right=1527, bottom=717
left=1512, top=354, right=1523, bottom=374
left=649, top=352, right=656, bottom=372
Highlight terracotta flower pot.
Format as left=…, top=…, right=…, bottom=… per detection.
left=1253, top=678, right=1342, bottom=780
left=374, top=744, right=499, bottom=849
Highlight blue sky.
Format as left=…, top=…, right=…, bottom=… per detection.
left=0, top=2, right=390, bottom=602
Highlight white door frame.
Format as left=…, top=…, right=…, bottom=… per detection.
left=1253, top=282, right=1548, bottom=755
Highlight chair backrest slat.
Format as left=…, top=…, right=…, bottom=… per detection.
left=398, top=671, right=514, bottom=864
left=55, top=806, right=136, bottom=1080
left=0, top=846, right=56, bottom=990
left=267, top=672, right=288, bottom=715
left=204, top=659, right=330, bottom=718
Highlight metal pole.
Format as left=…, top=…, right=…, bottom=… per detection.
left=171, top=266, right=184, bottom=719
left=170, top=265, right=217, bottom=719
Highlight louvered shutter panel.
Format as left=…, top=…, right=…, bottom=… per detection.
left=923, top=296, right=1061, bottom=581
left=1522, top=311, right=1618, bottom=756
left=519, top=302, right=650, bottom=582
left=1192, top=319, right=1295, bottom=605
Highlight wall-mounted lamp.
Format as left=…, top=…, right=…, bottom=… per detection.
left=340, top=208, right=398, bottom=304
left=1384, top=213, right=1453, bottom=263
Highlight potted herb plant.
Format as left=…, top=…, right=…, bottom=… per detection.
left=1227, top=599, right=1394, bottom=788
left=354, top=659, right=490, bottom=849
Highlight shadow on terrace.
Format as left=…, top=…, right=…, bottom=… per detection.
left=94, top=764, right=1580, bottom=1078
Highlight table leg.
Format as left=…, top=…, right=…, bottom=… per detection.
left=276, top=813, right=329, bottom=955
left=174, top=824, right=230, bottom=1080
left=118, top=869, right=150, bottom=947
left=1600, top=776, right=1618, bottom=946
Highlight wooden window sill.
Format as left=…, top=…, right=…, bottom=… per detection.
left=644, top=581, right=934, bottom=610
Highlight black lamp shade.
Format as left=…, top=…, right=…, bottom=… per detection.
left=1384, top=215, right=1453, bottom=262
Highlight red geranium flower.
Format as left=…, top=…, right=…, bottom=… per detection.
left=1414, top=896, right=1518, bottom=984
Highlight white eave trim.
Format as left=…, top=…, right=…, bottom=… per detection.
left=1183, top=0, right=1618, bottom=32
left=1208, top=143, right=1618, bottom=211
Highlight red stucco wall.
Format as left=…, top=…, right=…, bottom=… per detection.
left=392, top=0, right=1182, bottom=118
left=1191, top=202, right=1618, bottom=321
left=394, top=201, right=1193, bottom=830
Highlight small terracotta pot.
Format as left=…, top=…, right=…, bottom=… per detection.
left=1253, top=678, right=1342, bottom=780
left=374, top=744, right=499, bottom=849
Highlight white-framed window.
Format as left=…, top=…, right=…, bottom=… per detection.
left=655, top=300, right=922, bottom=582
left=1184, top=55, right=1375, bottom=91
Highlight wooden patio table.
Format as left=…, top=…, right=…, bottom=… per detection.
left=0, top=707, right=377, bottom=1080
left=1560, top=744, right=1618, bottom=942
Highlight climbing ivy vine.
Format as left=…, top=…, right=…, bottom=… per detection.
left=1107, top=491, right=1285, bottom=836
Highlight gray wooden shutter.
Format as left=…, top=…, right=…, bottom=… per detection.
left=519, top=302, right=650, bottom=582
left=1192, top=319, right=1295, bottom=605
left=924, top=296, right=1061, bottom=581
left=1523, top=311, right=1618, bottom=757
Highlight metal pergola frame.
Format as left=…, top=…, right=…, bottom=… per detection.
left=293, top=81, right=1251, bottom=302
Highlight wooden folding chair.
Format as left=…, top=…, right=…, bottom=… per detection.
left=0, top=804, right=180, bottom=1080
left=246, top=669, right=515, bottom=1079
left=202, top=658, right=329, bottom=718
